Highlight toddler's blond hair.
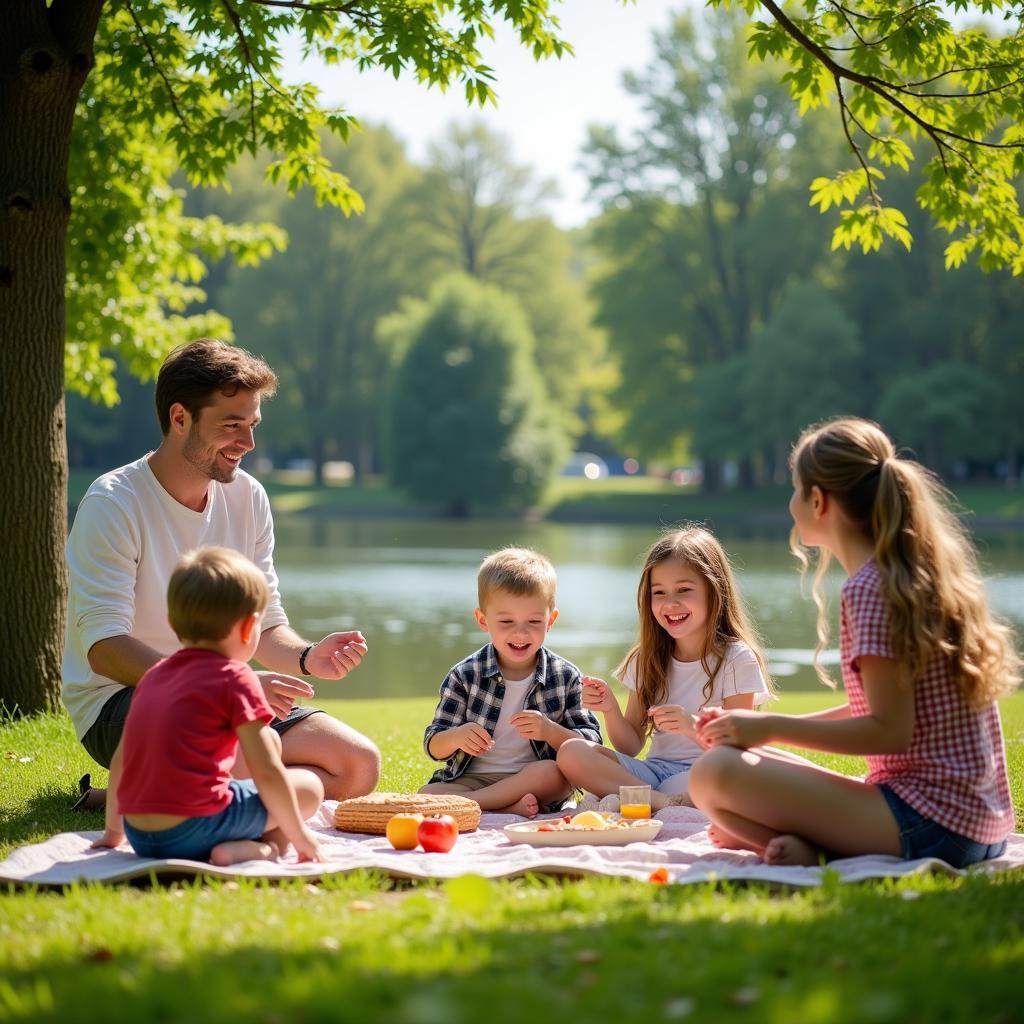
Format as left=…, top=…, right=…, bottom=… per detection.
left=168, top=546, right=270, bottom=643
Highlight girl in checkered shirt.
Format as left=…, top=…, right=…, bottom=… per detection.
left=690, top=417, right=1019, bottom=867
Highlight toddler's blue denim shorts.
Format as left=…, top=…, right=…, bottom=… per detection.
left=613, top=753, right=693, bottom=790
left=124, top=779, right=268, bottom=861
left=877, top=784, right=1007, bottom=868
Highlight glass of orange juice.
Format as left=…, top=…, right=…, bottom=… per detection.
left=619, top=784, right=652, bottom=820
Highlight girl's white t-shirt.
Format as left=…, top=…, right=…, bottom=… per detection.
left=468, top=675, right=536, bottom=774
left=618, top=643, right=771, bottom=762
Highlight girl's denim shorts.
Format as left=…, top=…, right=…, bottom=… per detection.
left=878, top=783, right=1007, bottom=868
left=613, top=753, right=693, bottom=790
left=124, top=779, right=268, bottom=861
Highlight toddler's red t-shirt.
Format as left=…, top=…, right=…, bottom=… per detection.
left=117, top=647, right=273, bottom=818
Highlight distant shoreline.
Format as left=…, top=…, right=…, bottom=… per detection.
left=67, top=469, right=1024, bottom=529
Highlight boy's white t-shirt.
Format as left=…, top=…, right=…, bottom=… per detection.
left=618, top=643, right=771, bottom=762
left=467, top=675, right=535, bottom=774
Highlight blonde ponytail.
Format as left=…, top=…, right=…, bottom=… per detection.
left=791, top=418, right=1020, bottom=708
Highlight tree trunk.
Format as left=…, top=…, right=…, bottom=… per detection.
left=701, top=459, right=721, bottom=494
left=0, top=2, right=102, bottom=715
left=312, top=433, right=326, bottom=488
left=738, top=455, right=754, bottom=491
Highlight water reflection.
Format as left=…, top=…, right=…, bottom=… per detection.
left=272, top=517, right=1024, bottom=702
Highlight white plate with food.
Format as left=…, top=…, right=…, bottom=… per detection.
left=503, top=810, right=662, bottom=847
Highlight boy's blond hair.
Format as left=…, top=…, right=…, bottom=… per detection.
left=167, top=546, right=270, bottom=643
left=477, top=547, right=557, bottom=610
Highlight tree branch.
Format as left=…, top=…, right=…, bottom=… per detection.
left=829, top=1, right=932, bottom=24
left=244, top=0, right=367, bottom=13
left=756, top=0, right=1024, bottom=168
left=219, top=0, right=260, bottom=149
left=900, top=74, right=1024, bottom=100
left=124, top=0, right=190, bottom=133
left=835, top=75, right=884, bottom=205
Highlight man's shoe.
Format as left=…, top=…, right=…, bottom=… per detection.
left=71, top=773, right=107, bottom=812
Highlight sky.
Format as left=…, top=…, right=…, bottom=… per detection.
left=281, top=0, right=686, bottom=229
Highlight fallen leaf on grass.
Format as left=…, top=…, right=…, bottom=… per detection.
left=663, top=997, right=695, bottom=1019
left=730, top=987, right=760, bottom=1007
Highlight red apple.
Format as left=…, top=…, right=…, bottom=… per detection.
left=417, top=814, right=458, bottom=853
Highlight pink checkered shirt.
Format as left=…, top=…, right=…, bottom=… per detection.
left=841, top=560, right=1013, bottom=844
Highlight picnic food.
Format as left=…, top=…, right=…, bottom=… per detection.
left=334, top=792, right=481, bottom=835
left=506, top=814, right=662, bottom=847
left=417, top=814, right=458, bottom=853
left=570, top=810, right=610, bottom=829
left=535, top=810, right=655, bottom=833
left=385, top=813, right=424, bottom=850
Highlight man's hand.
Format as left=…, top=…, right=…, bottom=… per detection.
left=648, top=704, right=698, bottom=737
left=303, top=631, right=368, bottom=680
left=581, top=676, right=619, bottom=715
left=510, top=710, right=551, bottom=743
left=255, top=672, right=316, bottom=720
left=91, top=828, right=126, bottom=850
left=454, top=723, right=493, bottom=756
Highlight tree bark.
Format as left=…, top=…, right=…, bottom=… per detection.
left=0, top=1, right=103, bottom=715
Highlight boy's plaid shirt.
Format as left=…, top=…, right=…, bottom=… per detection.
left=423, top=643, right=603, bottom=783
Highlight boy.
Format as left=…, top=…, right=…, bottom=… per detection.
left=420, top=547, right=602, bottom=817
left=93, top=547, right=326, bottom=865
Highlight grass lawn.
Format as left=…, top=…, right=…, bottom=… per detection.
left=2, top=693, right=1023, bottom=1023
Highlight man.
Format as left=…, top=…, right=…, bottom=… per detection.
left=63, top=339, right=380, bottom=806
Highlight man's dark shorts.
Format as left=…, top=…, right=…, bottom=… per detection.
left=80, top=686, right=323, bottom=769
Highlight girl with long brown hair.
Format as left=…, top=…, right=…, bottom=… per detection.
left=557, top=526, right=774, bottom=810
left=691, top=417, right=1019, bottom=867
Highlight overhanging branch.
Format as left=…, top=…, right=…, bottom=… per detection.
left=124, top=0, right=191, bottom=133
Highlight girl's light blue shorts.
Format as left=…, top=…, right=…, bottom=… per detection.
left=613, top=753, right=694, bottom=790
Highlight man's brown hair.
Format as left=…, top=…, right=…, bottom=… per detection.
left=477, top=547, right=557, bottom=610
left=155, top=338, right=277, bottom=435
left=167, top=546, right=270, bottom=643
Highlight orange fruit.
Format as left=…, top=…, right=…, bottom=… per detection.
left=386, top=812, right=424, bottom=850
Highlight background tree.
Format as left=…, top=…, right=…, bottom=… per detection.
left=877, top=362, right=1004, bottom=474
left=405, top=121, right=606, bottom=436
left=211, top=127, right=423, bottom=483
left=385, top=275, right=568, bottom=517
left=745, top=280, right=864, bottom=478
left=584, top=6, right=844, bottom=485
left=1, top=0, right=572, bottom=715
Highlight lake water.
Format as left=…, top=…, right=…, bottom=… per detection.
left=271, top=517, right=1024, bottom=701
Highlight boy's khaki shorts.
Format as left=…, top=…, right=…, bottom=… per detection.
left=452, top=769, right=569, bottom=814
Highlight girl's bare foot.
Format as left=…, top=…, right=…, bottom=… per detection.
left=503, top=794, right=540, bottom=818
left=763, top=834, right=821, bottom=866
left=706, top=823, right=762, bottom=852
left=209, top=839, right=280, bottom=867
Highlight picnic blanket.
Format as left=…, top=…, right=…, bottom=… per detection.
left=3, top=803, right=1023, bottom=888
